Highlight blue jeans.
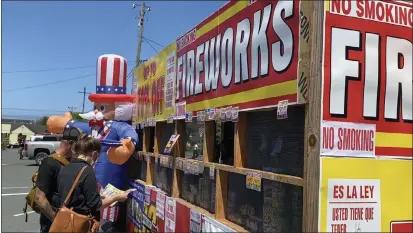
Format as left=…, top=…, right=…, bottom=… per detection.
left=40, top=214, right=52, bottom=232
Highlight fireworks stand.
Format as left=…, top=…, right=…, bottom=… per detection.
left=125, top=0, right=412, bottom=232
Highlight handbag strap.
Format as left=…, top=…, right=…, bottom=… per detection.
left=63, top=166, right=87, bottom=206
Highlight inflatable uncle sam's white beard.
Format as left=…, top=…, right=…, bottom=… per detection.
left=79, top=103, right=135, bottom=121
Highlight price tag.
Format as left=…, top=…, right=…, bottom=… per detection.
left=209, top=165, right=215, bottom=180
left=198, top=163, right=204, bottom=174
left=148, top=118, right=153, bottom=127
left=232, top=106, right=239, bottom=122
left=168, top=156, right=173, bottom=168
left=185, top=112, right=193, bottom=122
left=177, top=159, right=183, bottom=170
left=197, top=111, right=206, bottom=123
left=206, top=108, right=215, bottom=121
left=185, top=161, right=191, bottom=174
left=214, top=109, right=221, bottom=121
left=225, top=106, right=233, bottom=121
left=220, top=108, right=227, bottom=121
left=192, top=161, right=199, bottom=175
left=277, top=100, right=289, bottom=120
left=161, top=156, right=166, bottom=167
left=246, top=172, right=262, bottom=192
left=167, top=114, right=174, bottom=124
left=199, top=125, right=205, bottom=135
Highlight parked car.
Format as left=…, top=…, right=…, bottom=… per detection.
left=18, top=135, right=44, bottom=159
left=23, top=134, right=62, bottom=165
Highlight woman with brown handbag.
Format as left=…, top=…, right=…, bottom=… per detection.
left=50, top=133, right=131, bottom=233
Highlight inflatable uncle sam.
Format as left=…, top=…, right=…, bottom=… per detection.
left=47, top=54, right=138, bottom=222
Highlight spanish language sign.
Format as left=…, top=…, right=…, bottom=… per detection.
left=327, top=179, right=381, bottom=232
left=321, top=0, right=413, bottom=158
left=319, top=157, right=412, bottom=232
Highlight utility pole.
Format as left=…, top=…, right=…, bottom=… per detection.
left=132, top=2, right=151, bottom=94
left=78, top=86, right=91, bottom=113
left=133, top=2, right=151, bottom=68
left=68, top=106, right=77, bottom=113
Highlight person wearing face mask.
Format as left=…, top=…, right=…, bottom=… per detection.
left=46, top=54, right=138, bottom=231
left=56, top=132, right=131, bottom=232
left=34, top=127, right=81, bottom=232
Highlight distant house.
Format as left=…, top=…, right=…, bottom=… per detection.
left=2, top=118, right=35, bottom=124
left=8, top=124, right=47, bottom=145
left=1, top=124, right=12, bottom=145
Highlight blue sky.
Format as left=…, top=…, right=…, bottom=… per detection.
left=2, top=1, right=223, bottom=120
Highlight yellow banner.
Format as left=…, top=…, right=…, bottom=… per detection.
left=135, top=43, right=176, bottom=123
left=319, top=157, right=412, bottom=232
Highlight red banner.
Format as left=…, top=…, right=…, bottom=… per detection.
left=175, top=0, right=300, bottom=112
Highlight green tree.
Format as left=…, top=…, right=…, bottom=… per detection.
left=72, top=112, right=88, bottom=122
left=36, top=116, right=49, bottom=125
left=1, top=141, right=7, bottom=151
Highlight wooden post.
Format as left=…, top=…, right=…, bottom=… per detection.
left=204, top=121, right=215, bottom=163
left=234, top=112, right=247, bottom=168
left=302, top=1, right=324, bottom=232
left=154, top=122, right=164, bottom=154
left=146, top=122, right=164, bottom=186
left=215, top=169, right=228, bottom=220
left=142, top=128, right=150, bottom=152
left=172, top=120, right=185, bottom=198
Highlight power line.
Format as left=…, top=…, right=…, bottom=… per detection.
left=143, top=36, right=164, bottom=48
left=2, top=65, right=95, bottom=74
left=2, top=107, right=67, bottom=113
left=126, top=68, right=135, bottom=81
left=2, top=60, right=137, bottom=74
left=4, top=73, right=95, bottom=92
left=5, top=68, right=136, bottom=93
left=144, top=38, right=159, bottom=54
left=4, top=59, right=145, bottom=92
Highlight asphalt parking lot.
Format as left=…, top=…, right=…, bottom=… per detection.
left=2, top=148, right=40, bottom=232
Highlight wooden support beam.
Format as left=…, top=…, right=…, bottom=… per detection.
left=234, top=112, right=247, bottom=168
left=146, top=156, right=154, bottom=185
left=154, top=122, right=164, bottom=154
left=175, top=120, right=185, bottom=158
left=172, top=120, right=185, bottom=198
left=302, top=1, right=324, bottom=232
left=204, top=121, right=215, bottom=163
left=142, top=128, right=151, bottom=152
left=215, top=169, right=228, bottom=220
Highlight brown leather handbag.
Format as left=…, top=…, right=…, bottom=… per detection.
left=49, top=166, right=100, bottom=233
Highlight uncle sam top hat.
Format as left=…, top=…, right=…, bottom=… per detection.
left=88, top=54, right=135, bottom=103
